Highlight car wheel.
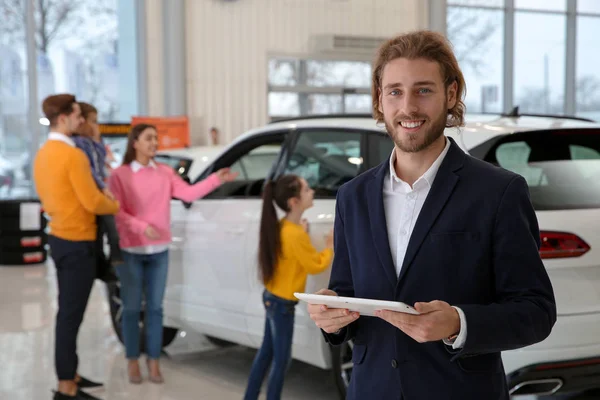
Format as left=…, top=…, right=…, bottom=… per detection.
left=331, top=339, right=354, bottom=399
left=106, top=280, right=178, bottom=350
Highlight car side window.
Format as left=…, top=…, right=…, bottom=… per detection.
left=495, top=141, right=548, bottom=186
left=493, top=140, right=600, bottom=185
left=483, top=129, right=600, bottom=210
left=229, top=144, right=282, bottom=181
left=284, top=130, right=365, bottom=197
left=201, top=138, right=284, bottom=199
left=570, top=145, right=600, bottom=160
left=569, top=145, right=600, bottom=179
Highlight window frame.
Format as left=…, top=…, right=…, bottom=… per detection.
left=445, top=0, right=600, bottom=117
left=267, top=54, right=373, bottom=119
left=192, top=131, right=290, bottom=200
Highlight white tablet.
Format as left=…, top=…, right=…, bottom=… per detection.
left=294, top=293, right=420, bottom=317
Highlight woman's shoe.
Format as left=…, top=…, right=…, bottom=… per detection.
left=146, top=359, right=164, bottom=384
left=127, top=360, right=143, bottom=384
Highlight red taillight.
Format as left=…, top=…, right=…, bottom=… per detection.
left=539, top=231, right=590, bottom=259
left=23, top=252, right=44, bottom=263
left=535, top=357, right=600, bottom=371
left=21, top=236, right=42, bottom=247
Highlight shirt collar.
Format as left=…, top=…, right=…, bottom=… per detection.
left=388, top=137, right=451, bottom=189
left=130, top=160, right=157, bottom=173
left=48, top=132, right=75, bottom=147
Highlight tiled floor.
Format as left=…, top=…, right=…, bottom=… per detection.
left=1, top=261, right=598, bottom=400
left=0, top=262, right=338, bottom=400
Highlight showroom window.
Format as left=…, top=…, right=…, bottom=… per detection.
left=576, top=5, right=600, bottom=121
left=514, top=10, right=566, bottom=114
left=33, top=0, right=124, bottom=122
left=447, top=0, right=600, bottom=120
left=0, top=0, right=142, bottom=199
left=446, top=3, right=504, bottom=113
left=268, top=58, right=372, bottom=119
left=0, top=0, right=29, bottom=199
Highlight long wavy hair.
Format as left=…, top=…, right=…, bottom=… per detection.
left=258, top=175, right=302, bottom=285
left=372, top=30, right=466, bottom=128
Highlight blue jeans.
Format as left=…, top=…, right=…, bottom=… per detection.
left=117, top=250, right=169, bottom=359
left=244, top=290, right=296, bottom=400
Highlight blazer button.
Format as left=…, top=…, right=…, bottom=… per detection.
left=391, top=359, right=398, bottom=368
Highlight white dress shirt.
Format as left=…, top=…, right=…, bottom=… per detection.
left=123, top=160, right=170, bottom=255
left=48, top=132, right=75, bottom=147
left=383, top=138, right=467, bottom=349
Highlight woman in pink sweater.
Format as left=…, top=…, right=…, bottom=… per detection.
left=108, top=124, right=237, bottom=384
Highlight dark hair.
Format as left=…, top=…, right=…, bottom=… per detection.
left=258, top=174, right=303, bottom=285
left=42, top=94, right=77, bottom=126
left=122, top=123, right=157, bottom=165
left=79, top=102, right=98, bottom=120
left=372, top=30, right=466, bottom=128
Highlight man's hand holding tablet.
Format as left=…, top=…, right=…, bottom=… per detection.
left=303, top=290, right=460, bottom=343
left=306, top=289, right=360, bottom=334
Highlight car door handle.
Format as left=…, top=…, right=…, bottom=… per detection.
left=226, top=228, right=245, bottom=235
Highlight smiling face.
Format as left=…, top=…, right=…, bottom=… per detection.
left=296, top=177, right=315, bottom=210
left=133, top=127, right=159, bottom=160
left=285, top=177, right=315, bottom=213
left=378, top=57, right=457, bottom=154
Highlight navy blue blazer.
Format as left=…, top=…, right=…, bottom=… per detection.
left=325, top=137, right=556, bottom=400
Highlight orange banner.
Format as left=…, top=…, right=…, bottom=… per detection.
left=130, top=116, right=190, bottom=150
left=98, top=122, right=131, bottom=136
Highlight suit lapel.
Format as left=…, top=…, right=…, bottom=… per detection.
left=366, top=162, right=398, bottom=288
left=397, top=138, right=465, bottom=285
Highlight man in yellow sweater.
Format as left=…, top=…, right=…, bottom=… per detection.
left=33, top=94, right=120, bottom=400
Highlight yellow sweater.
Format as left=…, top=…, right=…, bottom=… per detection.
left=33, top=139, right=119, bottom=241
left=265, top=219, right=334, bottom=301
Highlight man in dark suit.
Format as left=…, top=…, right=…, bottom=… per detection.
left=307, top=30, right=556, bottom=400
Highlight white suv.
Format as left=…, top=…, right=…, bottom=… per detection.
left=106, top=112, right=600, bottom=398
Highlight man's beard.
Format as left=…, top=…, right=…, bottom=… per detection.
left=384, top=108, right=447, bottom=153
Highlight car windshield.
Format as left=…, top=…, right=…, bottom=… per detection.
left=480, top=128, right=600, bottom=210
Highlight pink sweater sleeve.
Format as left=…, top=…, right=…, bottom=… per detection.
left=108, top=169, right=149, bottom=235
left=169, top=168, right=222, bottom=202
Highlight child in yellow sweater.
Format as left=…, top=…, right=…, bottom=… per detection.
left=244, top=174, right=333, bottom=400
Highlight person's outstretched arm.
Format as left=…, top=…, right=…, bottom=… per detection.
left=169, top=167, right=222, bottom=203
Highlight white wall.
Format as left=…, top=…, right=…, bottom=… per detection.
left=145, top=0, right=165, bottom=117
left=179, top=0, right=427, bottom=144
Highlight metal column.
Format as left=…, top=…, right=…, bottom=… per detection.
left=25, top=0, right=40, bottom=196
